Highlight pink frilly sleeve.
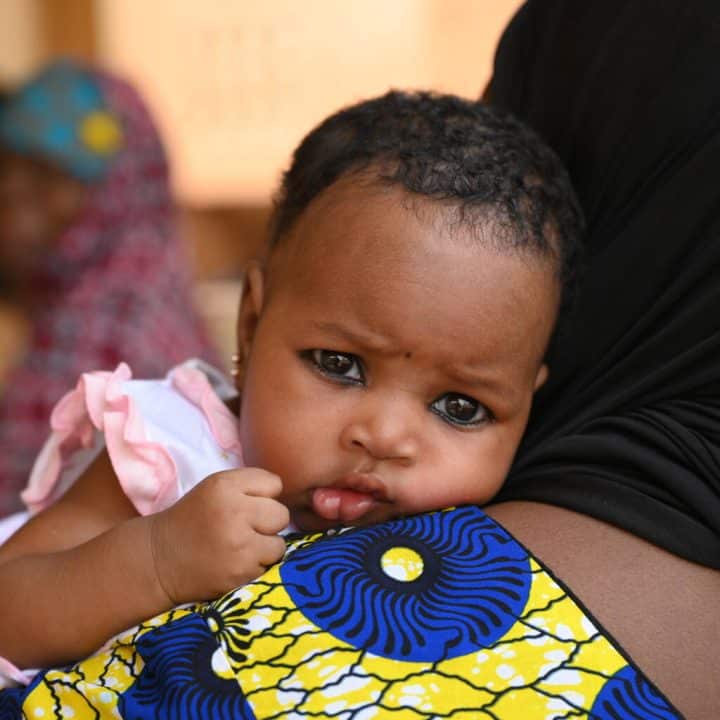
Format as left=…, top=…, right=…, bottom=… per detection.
left=22, top=362, right=242, bottom=517
left=22, top=363, right=176, bottom=516
left=169, top=364, right=242, bottom=455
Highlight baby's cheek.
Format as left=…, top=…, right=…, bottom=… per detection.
left=432, top=445, right=511, bottom=508
left=236, top=405, right=266, bottom=468
left=239, top=417, right=299, bottom=479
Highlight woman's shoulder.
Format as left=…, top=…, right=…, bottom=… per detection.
left=484, top=500, right=720, bottom=719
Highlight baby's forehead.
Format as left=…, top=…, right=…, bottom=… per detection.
left=263, top=181, right=560, bottom=371
left=267, top=198, right=560, bottom=318
left=267, top=179, right=558, bottom=292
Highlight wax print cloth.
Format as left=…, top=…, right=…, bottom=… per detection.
left=0, top=506, right=680, bottom=719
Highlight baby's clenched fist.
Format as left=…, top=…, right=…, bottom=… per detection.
left=148, top=468, right=289, bottom=605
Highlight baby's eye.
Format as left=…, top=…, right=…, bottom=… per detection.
left=431, top=393, right=490, bottom=427
left=309, top=349, right=364, bottom=383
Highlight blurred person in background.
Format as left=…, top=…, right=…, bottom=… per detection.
left=0, top=60, right=220, bottom=516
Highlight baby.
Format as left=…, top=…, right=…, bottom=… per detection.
left=0, top=90, right=582, bottom=673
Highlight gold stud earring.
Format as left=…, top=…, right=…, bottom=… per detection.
left=230, top=353, right=241, bottom=377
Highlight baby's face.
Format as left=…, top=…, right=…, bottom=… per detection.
left=237, top=181, right=559, bottom=532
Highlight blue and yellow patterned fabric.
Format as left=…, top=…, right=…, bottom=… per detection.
left=0, top=507, right=681, bottom=719
left=0, top=60, right=123, bottom=181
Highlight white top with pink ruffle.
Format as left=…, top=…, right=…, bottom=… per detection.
left=22, top=358, right=243, bottom=517
left=0, top=359, right=242, bottom=688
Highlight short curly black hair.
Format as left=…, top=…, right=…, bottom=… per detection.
left=269, top=90, right=584, bottom=331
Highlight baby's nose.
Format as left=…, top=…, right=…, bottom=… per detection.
left=339, top=393, right=420, bottom=463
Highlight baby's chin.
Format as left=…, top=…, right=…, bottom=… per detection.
left=289, top=513, right=343, bottom=534
left=290, top=502, right=397, bottom=534
left=289, top=501, right=482, bottom=534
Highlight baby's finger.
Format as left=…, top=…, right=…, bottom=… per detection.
left=248, top=495, right=291, bottom=535
left=236, top=468, right=283, bottom=498
left=253, top=534, right=288, bottom=568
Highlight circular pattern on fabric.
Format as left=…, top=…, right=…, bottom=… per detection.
left=119, top=613, right=256, bottom=720
left=0, top=61, right=121, bottom=181
left=79, top=110, right=123, bottom=154
left=590, top=665, right=678, bottom=719
left=280, top=506, right=532, bottom=662
left=381, top=545, right=424, bottom=581
left=203, top=593, right=252, bottom=665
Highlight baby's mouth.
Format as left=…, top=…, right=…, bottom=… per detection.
left=311, top=474, right=388, bottom=524
left=311, top=487, right=376, bottom=523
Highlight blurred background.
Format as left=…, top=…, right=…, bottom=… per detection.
left=0, top=0, right=522, bottom=368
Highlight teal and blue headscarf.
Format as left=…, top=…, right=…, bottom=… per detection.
left=0, top=59, right=123, bottom=181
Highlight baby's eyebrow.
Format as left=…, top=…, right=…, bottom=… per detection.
left=311, top=321, right=391, bottom=352
left=442, top=363, right=521, bottom=406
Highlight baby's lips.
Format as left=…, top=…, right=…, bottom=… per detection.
left=311, top=487, right=376, bottom=523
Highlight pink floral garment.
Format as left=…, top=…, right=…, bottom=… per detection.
left=0, top=63, right=221, bottom=514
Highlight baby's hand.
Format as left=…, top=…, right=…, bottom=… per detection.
left=148, top=468, right=289, bottom=604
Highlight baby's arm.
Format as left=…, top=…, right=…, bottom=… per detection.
left=0, top=451, right=289, bottom=669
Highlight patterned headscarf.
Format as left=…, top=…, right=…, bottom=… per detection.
left=0, top=60, right=221, bottom=514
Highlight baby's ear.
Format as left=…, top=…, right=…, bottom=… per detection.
left=534, top=364, right=549, bottom=392
left=235, top=262, right=265, bottom=388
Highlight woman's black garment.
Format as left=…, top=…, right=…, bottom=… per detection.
left=489, top=0, right=720, bottom=568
